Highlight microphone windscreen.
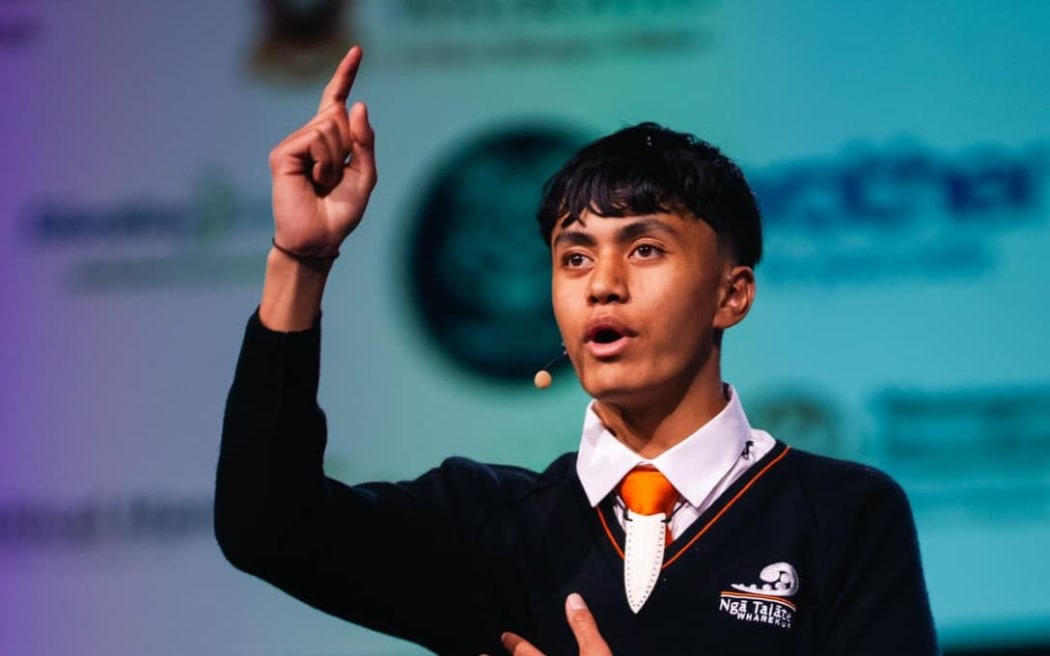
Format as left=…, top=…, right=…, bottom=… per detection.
left=533, top=370, right=553, bottom=390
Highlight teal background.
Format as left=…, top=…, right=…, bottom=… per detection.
left=1, top=1, right=1047, bottom=654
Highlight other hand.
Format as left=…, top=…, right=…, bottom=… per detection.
left=494, top=593, right=613, bottom=656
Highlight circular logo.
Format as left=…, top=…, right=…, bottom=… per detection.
left=405, top=123, right=589, bottom=382
left=749, top=389, right=852, bottom=458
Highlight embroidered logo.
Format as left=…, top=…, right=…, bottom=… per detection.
left=719, top=562, right=798, bottom=629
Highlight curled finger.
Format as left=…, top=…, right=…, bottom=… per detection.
left=315, top=120, right=346, bottom=188
left=347, top=101, right=377, bottom=190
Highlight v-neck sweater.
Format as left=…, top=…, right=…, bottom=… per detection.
left=214, top=311, right=939, bottom=656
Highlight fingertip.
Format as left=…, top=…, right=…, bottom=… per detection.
left=566, top=592, right=587, bottom=612
left=500, top=632, right=522, bottom=651
left=350, top=103, right=375, bottom=141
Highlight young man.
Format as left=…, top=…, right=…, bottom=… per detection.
left=215, top=47, right=939, bottom=656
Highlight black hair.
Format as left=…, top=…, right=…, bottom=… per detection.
left=536, top=122, right=762, bottom=268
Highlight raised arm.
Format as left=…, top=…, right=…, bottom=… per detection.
left=214, top=49, right=510, bottom=654
left=260, top=45, right=377, bottom=332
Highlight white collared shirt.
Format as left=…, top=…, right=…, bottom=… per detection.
left=575, top=385, right=776, bottom=539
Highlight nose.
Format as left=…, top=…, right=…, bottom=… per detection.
left=587, top=256, right=628, bottom=305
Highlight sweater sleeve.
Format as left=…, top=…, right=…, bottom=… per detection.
left=819, top=468, right=940, bottom=655
left=213, top=311, right=506, bottom=655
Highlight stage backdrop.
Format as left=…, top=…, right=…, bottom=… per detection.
left=2, top=1, right=1048, bottom=654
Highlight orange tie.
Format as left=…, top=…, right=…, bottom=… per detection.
left=619, top=466, right=679, bottom=541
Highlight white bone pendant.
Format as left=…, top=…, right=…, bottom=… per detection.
left=623, top=511, right=666, bottom=614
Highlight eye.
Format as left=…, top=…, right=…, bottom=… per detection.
left=562, top=252, right=591, bottom=268
left=632, top=243, right=664, bottom=259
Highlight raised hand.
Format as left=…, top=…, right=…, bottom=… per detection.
left=269, top=45, right=377, bottom=257
left=496, top=594, right=613, bottom=656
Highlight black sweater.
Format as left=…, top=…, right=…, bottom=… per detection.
left=215, top=312, right=939, bottom=655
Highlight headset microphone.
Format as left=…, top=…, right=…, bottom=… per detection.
left=533, top=348, right=568, bottom=390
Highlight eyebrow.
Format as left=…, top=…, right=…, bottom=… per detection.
left=618, top=217, right=679, bottom=242
left=552, top=230, right=597, bottom=249
left=552, top=217, right=679, bottom=249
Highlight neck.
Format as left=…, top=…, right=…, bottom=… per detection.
left=593, top=356, right=728, bottom=459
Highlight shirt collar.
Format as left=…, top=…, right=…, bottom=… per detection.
left=575, top=385, right=753, bottom=508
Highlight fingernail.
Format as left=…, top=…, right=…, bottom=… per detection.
left=567, top=592, right=587, bottom=610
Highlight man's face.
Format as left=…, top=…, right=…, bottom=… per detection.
left=550, top=210, right=737, bottom=408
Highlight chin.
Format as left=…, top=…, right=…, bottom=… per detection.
left=580, top=365, right=656, bottom=404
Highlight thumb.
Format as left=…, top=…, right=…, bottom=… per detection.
left=564, top=593, right=612, bottom=655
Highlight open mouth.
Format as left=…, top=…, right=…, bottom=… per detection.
left=592, top=328, right=623, bottom=344
left=584, top=319, right=636, bottom=357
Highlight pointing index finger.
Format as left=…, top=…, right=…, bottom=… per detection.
left=564, top=594, right=611, bottom=655
left=318, top=45, right=362, bottom=114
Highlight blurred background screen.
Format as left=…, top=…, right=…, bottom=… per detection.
left=1, top=1, right=1048, bottom=654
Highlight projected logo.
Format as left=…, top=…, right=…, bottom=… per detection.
left=748, top=390, right=851, bottom=458
left=0, top=495, right=213, bottom=552
left=249, top=0, right=357, bottom=82
left=378, top=0, right=715, bottom=66
left=405, top=124, right=588, bottom=382
left=245, top=0, right=718, bottom=70
left=750, top=142, right=1048, bottom=284
left=874, top=385, right=1050, bottom=521
left=19, top=166, right=272, bottom=292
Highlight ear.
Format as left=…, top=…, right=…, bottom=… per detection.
left=713, top=265, right=755, bottom=330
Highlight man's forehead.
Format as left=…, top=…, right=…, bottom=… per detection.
left=556, top=210, right=680, bottom=231
left=551, top=210, right=695, bottom=240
